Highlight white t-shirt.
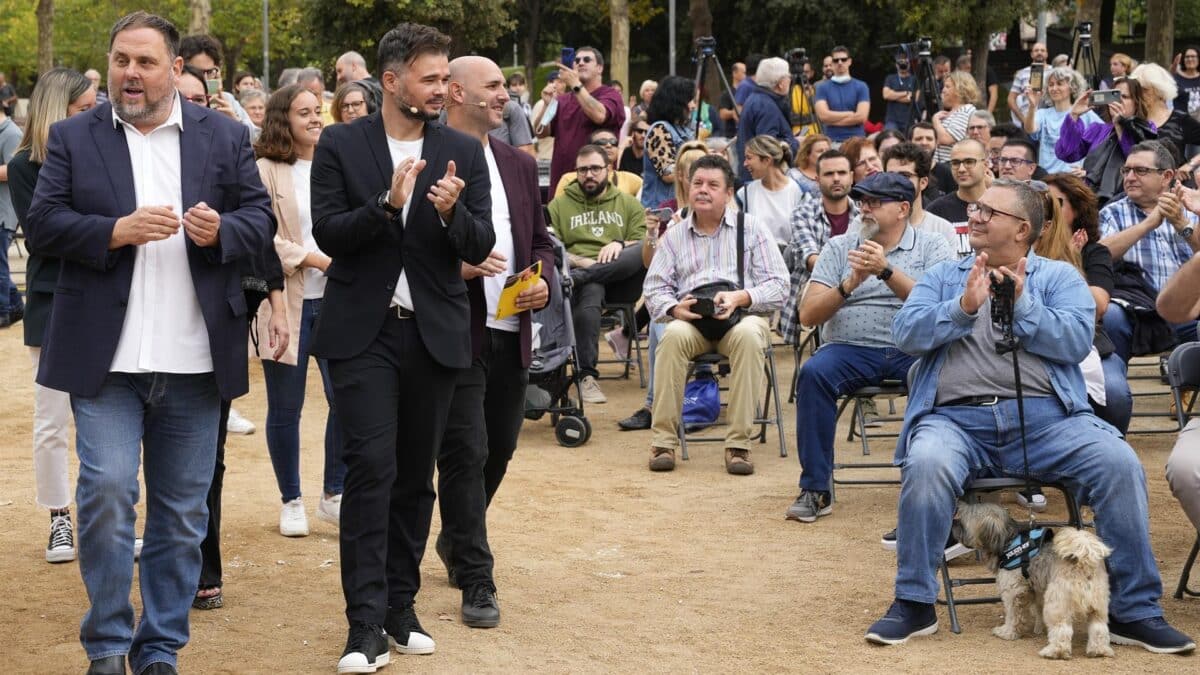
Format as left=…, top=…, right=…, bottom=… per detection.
left=292, top=159, right=327, bottom=300
left=736, top=179, right=804, bottom=246
left=483, top=145, right=519, bottom=332
left=912, top=210, right=958, bottom=252
left=386, top=136, right=424, bottom=310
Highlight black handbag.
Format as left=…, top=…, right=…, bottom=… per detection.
left=688, top=211, right=745, bottom=341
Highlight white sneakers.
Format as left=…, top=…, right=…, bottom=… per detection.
left=579, top=375, right=607, bottom=404
left=226, top=407, right=256, bottom=435
left=280, top=498, right=310, bottom=537
left=318, top=494, right=342, bottom=528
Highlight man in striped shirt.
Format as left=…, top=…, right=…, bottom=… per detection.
left=643, top=154, right=789, bottom=475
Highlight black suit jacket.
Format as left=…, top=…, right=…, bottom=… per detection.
left=467, top=138, right=557, bottom=369
left=6, top=149, right=56, bottom=347
left=26, top=101, right=275, bottom=399
left=310, top=113, right=495, bottom=367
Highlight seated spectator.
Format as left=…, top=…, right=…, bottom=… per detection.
left=1022, top=67, right=1099, bottom=174
left=1044, top=173, right=1132, bottom=434
left=873, top=129, right=907, bottom=157
left=1099, top=141, right=1199, bottom=361
left=619, top=116, right=648, bottom=176
left=866, top=179, right=1196, bottom=654
left=787, top=133, right=831, bottom=199
left=782, top=150, right=861, bottom=345
left=643, top=154, right=788, bottom=475
left=908, top=121, right=948, bottom=199
left=908, top=121, right=937, bottom=156
left=997, top=137, right=1039, bottom=181
left=556, top=128, right=643, bottom=197
left=737, top=135, right=805, bottom=246
left=642, top=75, right=697, bottom=207
left=736, top=57, right=798, bottom=182
left=927, top=138, right=990, bottom=256
left=787, top=173, right=952, bottom=522
left=548, top=144, right=647, bottom=404
left=842, top=136, right=882, bottom=184
left=1056, top=76, right=1155, bottom=205
left=881, top=142, right=957, bottom=249
left=1159, top=235, right=1200, bottom=556
left=331, top=81, right=372, bottom=124
left=814, top=45, right=870, bottom=143
left=1133, top=63, right=1200, bottom=167
left=932, top=71, right=979, bottom=163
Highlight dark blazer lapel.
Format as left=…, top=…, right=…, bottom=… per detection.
left=88, top=104, right=137, bottom=216
left=179, top=103, right=213, bottom=210
left=407, top=122, right=444, bottom=229
left=364, top=114, right=394, bottom=188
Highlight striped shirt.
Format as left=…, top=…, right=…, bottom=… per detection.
left=1099, top=195, right=1197, bottom=292
left=934, top=104, right=975, bottom=163
left=644, top=207, right=789, bottom=321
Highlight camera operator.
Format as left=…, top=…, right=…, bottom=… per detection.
left=786, top=49, right=820, bottom=139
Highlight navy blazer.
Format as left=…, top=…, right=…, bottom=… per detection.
left=466, top=137, right=557, bottom=369
left=26, top=101, right=275, bottom=400
left=310, top=113, right=495, bottom=366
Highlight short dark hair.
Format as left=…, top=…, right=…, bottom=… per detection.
left=377, top=23, right=452, bottom=74
left=1002, top=137, right=1038, bottom=163
left=589, top=128, right=617, bottom=142
left=882, top=142, right=932, bottom=178
left=647, top=75, right=694, bottom=127
left=990, top=122, right=1029, bottom=141
left=908, top=121, right=935, bottom=138
left=254, top=84, right=316, bottom=164
left=506, top=72, right=526, bottom=87
left=873, top=129, right=906, bottom=153
left=688, top=153, right=735, bottom=188
left=1129, top=140, right=1177, bottom=170
left=179, top=64, right=206, bottom=89
left=745, top=53, right=766, bottom=74
left=831, top=45, right=850, bottom=57
left=179, top=34, right=223, bottom=67
left=576, top=46, right=605, bottom=67
left=232, top=70, right=255, bottom=88
left=933, top=55, right=951, bottom=68
left=109, top=11, right=180, bottom=59
left=575, top=144, right=607, bottom=163
left=815, top=148, right=850, bottom=173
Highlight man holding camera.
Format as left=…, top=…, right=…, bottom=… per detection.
left=642, top=155, right=788, bottom=475
left=865, top=179, right=1194, bottom=655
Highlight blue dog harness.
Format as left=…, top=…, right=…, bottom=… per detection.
left=1000, top=527, right=1054, bottom=578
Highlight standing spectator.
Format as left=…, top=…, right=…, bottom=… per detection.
left=506, top=72, right=532, bottom=117
left=736, top=58, right=797, bottom=182
left=1023, top=67, right=1099, bottom=174
left=277, top=67, right=300, bottom=88
left=232, top=71, right=256, bottom=97
left=996, top=138, right=1039, bottom=181
left=180, top=34, right=253, bottom=127
left=531, top=71, right=562, bottom=162
left=619, top=116, right=648, bottom=175
left=6, top=68, right=96, bottom=564
left=820, top=55, right=834, bottom=82
left=931, top=71, right=978, bottom=163
left=0, top=71, right=15, bottom=116
left=932, top=55, right=952, bottom=88
left=737, top=135, right=805, bottom=246
left=296, top=68, right=335, bottom=126
left=488, top=89, right=535, bottom=156
left=788, top=133, right=831, bottom=198
left=335, top=50, right=383, bottom=111
left=239, top=89, right=267, bottom=136
left=787, top=60, right=820, bottom=139
left=718, top=61, right=745, bottom=138
left=1174, top=46, right=1200, bottom=118
left=958, top=51, right=999, bottom=113
left=85, top=68, right=109, bottom=104
left=1008, top=41, right=1048, bottom=128
left=1103, top=53, right=1136, bottom=89
left=0, top=81, right=23, bottom=329
left=631, top=79, right=657, bottom=120
left=882, top=53, right=915, bottom=132
left=26, top=12, right=273, bottom=673
left=331, top=81, right=372, bottom=124
left=642, top=75, right=696, bottom=208
left=734, top=54, right=765, bottom=106
left=814, top=46, right=870, bottom=143
left=534, top=46, right=626, bottom=193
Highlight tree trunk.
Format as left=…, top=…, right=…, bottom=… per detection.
left=609, top=0, right=629, bottom=95
left=965, top=17, right=991, bottom=102
left=520, top=0, right=542, bottom=91
left=688, top=0, right=712, bottom=37
left=36, top=0, right=54, bottom=75
left=688, top=0, right=717, bottom=105
left=225, top=43, right=243, bottom=89
left=1144, top=0, right=1175, bottom=67
left=188, top=0, right=212, bottom=36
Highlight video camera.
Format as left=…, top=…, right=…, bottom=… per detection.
left=1074, top=21, right=1093, bottom=45
left=693, top=35, right=717, bottom=60
left=894, top=37, right=933, bottom=62
left=785, top=47, right=810, bottom=81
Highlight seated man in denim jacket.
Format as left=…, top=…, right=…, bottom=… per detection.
left=865, top=179, right=1195, bottom=654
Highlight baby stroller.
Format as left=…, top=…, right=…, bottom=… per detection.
left=524, top=236, right=592, bottom=447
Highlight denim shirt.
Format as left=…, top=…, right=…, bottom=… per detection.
left=890, top=251, right=1096, bottom=462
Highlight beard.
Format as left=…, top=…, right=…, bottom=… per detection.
left=580, top=177, right=607, bottom=198
left=113, top=77, right=174, bottom=125
left=390, top=86, right=442, bottom=122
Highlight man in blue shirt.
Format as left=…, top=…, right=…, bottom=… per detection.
left=814, top=46, right=870, bottom=143
left=864, top=179, right=1195, bottom=655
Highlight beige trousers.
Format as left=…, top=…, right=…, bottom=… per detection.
left=650, top=315, right=770, bottom=450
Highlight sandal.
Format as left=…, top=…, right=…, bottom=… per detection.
left=192, top=586, right=223, bottom=610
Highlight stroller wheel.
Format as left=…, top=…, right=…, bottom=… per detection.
left=555, top=415, right=591, bottom=447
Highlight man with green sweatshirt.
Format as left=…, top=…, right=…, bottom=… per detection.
left=548, top=144, right=646, bottom=403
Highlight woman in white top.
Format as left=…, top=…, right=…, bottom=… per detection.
left=252, top=85, right=345, bottom=538
left=737, top=135, right=805, bottom=246
left=932, top=71, right=979, bottom=163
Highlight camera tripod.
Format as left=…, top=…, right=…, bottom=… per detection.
left=692, top=37, right=739, bottom=139
left=910, top=50, right=942, bottom=124
left=1072, top=22, right=1101, bottom=89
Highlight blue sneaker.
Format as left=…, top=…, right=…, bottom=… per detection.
left=1109, top=616, right=1196, bottom=654
left=865, top=599, right=938, bottom=645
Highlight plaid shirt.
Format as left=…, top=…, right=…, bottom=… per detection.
left=644, top=207, right=789, bottom=322
left=1099, top=195, right=1197, bottom=293
left=779, top=195, right=862, bottom=344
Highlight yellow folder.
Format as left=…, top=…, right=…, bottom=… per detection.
left=495, top=260, right=543, bottom=320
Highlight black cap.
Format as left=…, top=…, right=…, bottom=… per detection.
left=850, top=172, right=916, bottom=204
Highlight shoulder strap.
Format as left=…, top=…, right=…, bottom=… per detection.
left=737, top=210, right=745, bottom=289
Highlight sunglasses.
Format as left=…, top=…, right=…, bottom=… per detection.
left=832, top=57, right=850, bottom=63
left=632, top=127, right=649, bottom=134
left=574, top=56, right=595, bottom=65
left=592, top=138, right=618, bottom=146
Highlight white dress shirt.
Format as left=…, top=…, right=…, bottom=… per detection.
left=386, top=135, right=424, bottom=310
left=483, top=145, right=518, bottom=332
left=109, top=94, right=214, bottom=374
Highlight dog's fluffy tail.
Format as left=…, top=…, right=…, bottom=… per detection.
left=1052, top=528, right=1113, bottom=567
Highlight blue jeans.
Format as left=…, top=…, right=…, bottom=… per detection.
left=0, top=228, right=24, bottom=316
left=1093, top=352, right=1132, bottom=435
left=795, top=344, right=915, bottom=491
left=262, top=298, right=345, bottom=501
left=894, top=397, right=1163, bottom=622
left=72, top=372, right=220, bottom=671
left=1102, top=301, right=1197, bottom=361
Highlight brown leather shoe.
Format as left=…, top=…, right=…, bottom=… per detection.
left=725, top=448, right=754, bottom=475
left=649, top=446, right=676, bottom=471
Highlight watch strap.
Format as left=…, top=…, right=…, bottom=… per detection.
left=837, top=281, right=851, bottom=300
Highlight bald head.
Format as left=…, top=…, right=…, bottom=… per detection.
left=335, top=50, right=370, bottom=85
left=446, top=56, right=509, bottom=139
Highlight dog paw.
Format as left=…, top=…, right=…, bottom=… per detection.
left=993, top=626, right=1021, bottom=641
left=1039, top=645, right=1072, bottom=660
left=1086, top=644, right=1114, bottom=658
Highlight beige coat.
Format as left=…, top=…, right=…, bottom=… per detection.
left=250, top=158, right=314, bottom=366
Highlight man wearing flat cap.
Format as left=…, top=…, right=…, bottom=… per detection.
left=786, top=172, right=953, bottom=523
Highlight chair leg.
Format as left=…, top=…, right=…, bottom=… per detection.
left=632, top=310, right=646, bottom=388
left=678, top=361, right=695, bottom=461
left=940, top=559, right=962, bottom=634
left=1175, top=534, right=1200, bottom=599
left=768, top=350, right=787, bottom=458
left=855, top=398, right=871, bottom=456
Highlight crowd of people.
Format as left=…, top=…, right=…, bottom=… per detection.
left=3, top=11, right=1200, bottom=673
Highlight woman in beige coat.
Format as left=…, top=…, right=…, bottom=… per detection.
left=252, top=84, right=345, bottom=538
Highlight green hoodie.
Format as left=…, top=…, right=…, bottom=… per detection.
left=547, top=181, right=646, bottom=259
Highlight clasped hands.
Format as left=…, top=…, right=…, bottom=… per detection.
left=843, top=240, right=888, bottom=291
left=110, top=201, right=221, bottom=249
left=388, top=157, right=465, bottom=220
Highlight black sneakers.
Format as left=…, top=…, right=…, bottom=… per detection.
left=337, top=622, right=389, bottom=674
left=384, top=604, right=435, bottom=655
left=865, top=599, right=938, bottom=645
left=86, top=656, right=126, bottom=675
left=618, top=407, right=652, bottom=431
left=461, top=583, right=501, bottom=628
left=1109, top=616, right=1196, bottom=654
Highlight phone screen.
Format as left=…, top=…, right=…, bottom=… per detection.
left=561, top=47, right=575, bottom=69
left=1029, top=65, right=1044, bottom=91
left=205, top=78, right=221, bottom=108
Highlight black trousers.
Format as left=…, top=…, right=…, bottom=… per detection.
left=433, top=328, right=529, bottom=588
left=572, top=242, right=646, bottom=377
left=330, top=314, right=459, bottom=624
left=197, top=398, right=231, bottom=589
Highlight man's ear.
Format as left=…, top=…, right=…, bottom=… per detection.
left=448, top=81, right=465, bottom=105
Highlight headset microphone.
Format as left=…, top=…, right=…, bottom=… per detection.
left=476, top=101, right=489, bottom=108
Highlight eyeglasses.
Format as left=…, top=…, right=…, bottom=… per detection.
left=967, top=202, right=1027, bottom=223
left=574, top=56, right=595, bottom=65
left=185, top=94, right=209, bottom=105
left=892, top=171, right=918, bottom=181
left=632, top=127, right=648, bottom=135
left=592, top=138, right=618, bottom=146
left=201, top=66, right=221, bottom=78
left=858, top=197, right=890, bottom=209
left=949, top=158, right=983, bottom=169
left=1119, top=166, right=1166, bottom=177
left=997, top=156, right=1034, bottom=166
left=340, top=100, right=365, bottom=112
left=832, top=57, right=850, bottom=63
left=576, top=165, right=607, bottom=175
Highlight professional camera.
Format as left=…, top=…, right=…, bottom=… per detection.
left=785, top=48, right=810, bottom=81
left=1075, top=21, right=1093, bottom=46
left=694, top=35, right=717, bottom=59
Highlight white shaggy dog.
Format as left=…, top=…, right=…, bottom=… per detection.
left=953, top=501, right=1114, bottom=659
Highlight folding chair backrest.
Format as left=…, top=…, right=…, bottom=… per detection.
left=1166, top=341, right=1200, bottom=426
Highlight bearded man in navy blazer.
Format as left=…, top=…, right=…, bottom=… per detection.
left=26, top=12, right=273, bottom=675
left=309, top=23, right=495, bottom=673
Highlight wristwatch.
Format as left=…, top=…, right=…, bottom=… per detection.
left=876, top=266, right=894, bottom=281
left=837, top=281, right=852, bottom=300
left=377, top=190, right=400, bottom=216
left=1180, top=225, right=1196, bottom=240
left=572, top=85, right=582, bottom=94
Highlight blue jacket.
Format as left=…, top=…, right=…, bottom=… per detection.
left=890, top=251, right=1097, bottom=462
left=736, top=85, right=798, bottom=182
